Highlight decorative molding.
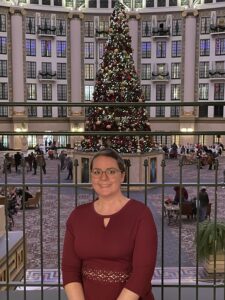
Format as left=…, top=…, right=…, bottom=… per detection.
left=68, top=12, right=84, bottom=20
left=9, top=7, right=26, bottom=16
left=127, top=12, right=140, bottom=20
left=182, top=9, right=198, bottom=18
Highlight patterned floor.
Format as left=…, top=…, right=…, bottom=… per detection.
left=1, top=154, right=225, bottom=271
left=15, top=266, right=222, bottom=290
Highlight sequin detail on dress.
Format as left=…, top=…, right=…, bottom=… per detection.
left=82, top=266, right=130, bottom=283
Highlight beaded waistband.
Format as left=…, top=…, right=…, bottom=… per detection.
left=82, top=266, right=130, bottom=283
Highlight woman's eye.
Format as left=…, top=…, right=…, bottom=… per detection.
left=108, top=169, right=116, bottom=175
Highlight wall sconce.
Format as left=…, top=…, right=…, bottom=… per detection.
left=180, top=128, right=194, bottom=132
left=15, top=123, right=27, bottom=132
left=71, top=125, right=84, bottom=133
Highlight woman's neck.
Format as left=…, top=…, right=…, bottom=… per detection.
left=94, top=195, right=129, bottom=215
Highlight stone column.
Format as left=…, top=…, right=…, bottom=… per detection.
left=10, top=8, right=25, bottom=116
left=179, top=10, right=198, bottom=145
left=128, top=14, right=139, bottom=71
left=69, top=13, right=83, bottom=116
left=182, top=11, right=198, bottom=116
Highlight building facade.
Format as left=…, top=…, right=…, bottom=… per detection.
left=0, top=0, right=225, bottom=150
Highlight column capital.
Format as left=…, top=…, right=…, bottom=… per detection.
left=9, top=7, right=26, bottom=16
left=127, top=12, right=140, bottom=20
left=68, top=12, right=84, bottom=20
left=182, top=8, right=198, bottom=18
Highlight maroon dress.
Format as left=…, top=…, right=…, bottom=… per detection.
left=62, top=199, right=157, bottom=300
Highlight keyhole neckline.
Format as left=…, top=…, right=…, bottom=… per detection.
left=92, top=198, right=132, bottom=218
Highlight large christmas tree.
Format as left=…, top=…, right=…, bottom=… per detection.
left=81, top=0, right=153, bottom=153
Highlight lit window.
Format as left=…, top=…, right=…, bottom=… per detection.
left=171, top=84, right=180, bottom=100
left=142, top=42, right=151, bottom=58
left=200, top=39, right=210, bottom=56
left=26, top=39, right=36, bottom=56
left=199, top=84, right=209, bottom=100
left=41, top=40, right=51, bottom=57
left=156, top=41, right=166, bottom=58
left=85, top=42, right=94, bottom=59
left=85, top=64, right=94, bottom=80
left=199, top=62, right=209, bottom=78
left=27, top=84, right=37, bottom=100
left=0, top=37, right=7, bottom=54
left=141, top=64, right=151, bottom=80
left=171, top=41, right=181, bottom=57
left=85, top=85, right=94, bottom=101
left=42, top=84, right=52, bottom=101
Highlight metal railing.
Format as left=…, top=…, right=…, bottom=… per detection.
left=0, top=153, right=224, bottom=300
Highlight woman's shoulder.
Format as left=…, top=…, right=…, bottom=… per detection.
left=129, top=199, right=152, bottom=215
left=67, top=202, right=93, bottom=222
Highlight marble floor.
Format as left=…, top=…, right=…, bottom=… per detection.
left=1, top=153, right=225, bottom=284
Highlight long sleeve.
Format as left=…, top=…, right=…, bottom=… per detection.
left=124, top=208, right=157, bottom=298
left=62, top=216, right=82, bottom=286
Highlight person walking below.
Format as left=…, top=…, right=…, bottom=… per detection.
left=14, top=152, right=22, bottom=173
left=32, top=156, right=37, bottom=175
left=39, top=153, right=46, bottom=174
left=66, top=157, right=73, bottom=180
left=198, top=187, right=209, bottom=222
left=59, top=151, right=66, bottom=171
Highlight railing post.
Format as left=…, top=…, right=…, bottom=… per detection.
left=74, top=158, right=79, bottom=207
left=144, top=159, right=148, bottom=206
left=125, top=159, right=131, bottom=198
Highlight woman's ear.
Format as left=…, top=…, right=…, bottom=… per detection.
left=120, top=172, right=126, bottom=183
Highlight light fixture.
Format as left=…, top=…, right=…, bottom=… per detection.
left=72, top=125, right=84, bottom=133
left=180, top=127, right=194, bottom=132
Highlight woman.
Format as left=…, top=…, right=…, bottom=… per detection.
left=173, top=185, right=188, bottom=205
left=62, top=148, right=157, bottom=300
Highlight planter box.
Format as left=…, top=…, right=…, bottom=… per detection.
left=204, top=253, right=225, bottom=273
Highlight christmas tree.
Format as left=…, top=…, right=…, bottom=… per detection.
left=81, top=0, right=153, bottom=153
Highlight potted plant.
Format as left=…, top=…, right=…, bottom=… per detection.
left=196, top=221, right=225, bottom=273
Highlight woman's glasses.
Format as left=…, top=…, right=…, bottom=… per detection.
left=91, top=168, right=122, bottom=177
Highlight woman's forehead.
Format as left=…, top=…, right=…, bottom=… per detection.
left=92, top=156, right=118, bottom=167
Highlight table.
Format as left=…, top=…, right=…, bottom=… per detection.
left=164, top=203, right=180, bottom=225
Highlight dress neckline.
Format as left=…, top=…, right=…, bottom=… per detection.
left=92, top=199, right=132, bottom=218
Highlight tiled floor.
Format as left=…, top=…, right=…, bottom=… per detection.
left=16, top=266, right=222, bottom=291
left=1, top=154, right=225, bottom=271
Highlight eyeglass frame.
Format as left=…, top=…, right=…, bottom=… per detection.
left=91, top=168, right=123, bottom=177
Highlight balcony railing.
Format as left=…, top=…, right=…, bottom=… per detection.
left=152, top=71, right=170, bottom=82
left=152, top=26, right=170, bottom=38
left=209, top=69, right=225, bottom=80
left=37, top=25, right=56, bottom=37
left=38, top=71, right=57, bottom=81
left=95, top=28, right=108, bottom=39
left=210, top=23, right=225, bottom=35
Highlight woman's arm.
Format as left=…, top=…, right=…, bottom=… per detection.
left=64, top=282, right=85, bottom=300
left=123, top=207, right=157, bottom=299
left=117, top=288, right=139, bottom=300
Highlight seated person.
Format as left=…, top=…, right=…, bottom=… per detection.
left=16, top=186, right=33, bottom=209
left=173, top=185, right=188, bottom=205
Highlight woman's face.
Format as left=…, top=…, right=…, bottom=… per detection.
left=91, top=155, right=125, bottom=199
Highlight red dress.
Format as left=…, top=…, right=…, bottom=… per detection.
left=62, top=199, right=157, bottom=300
